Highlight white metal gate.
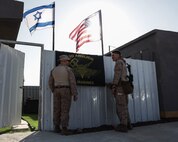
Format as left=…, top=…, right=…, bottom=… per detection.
left=0, top=44, right=25, bottom=128
left=0, top=39, right=44, bottom=129
left=40, top=51, right=160, bottom=131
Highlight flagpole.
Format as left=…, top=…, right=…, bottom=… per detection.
left=52, top=2, right=55, bottom=51
left=99, top=10, right=104, bottom=56
left=52, top=24, right=55, bottom=51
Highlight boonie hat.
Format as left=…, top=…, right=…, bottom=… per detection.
left=58, top=55, right=70, bottom=61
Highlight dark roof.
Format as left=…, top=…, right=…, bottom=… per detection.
left=104, top=29, right=178, bottom=56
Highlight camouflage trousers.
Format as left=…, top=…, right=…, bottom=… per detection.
left=115, top=94, right=130, bottom=126
left=53, top=88, right=72, bottom=128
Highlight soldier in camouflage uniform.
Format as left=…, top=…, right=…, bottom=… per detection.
left=111, top=50, right=132, bottom=132
left=48, top=55, right=78, bottom=135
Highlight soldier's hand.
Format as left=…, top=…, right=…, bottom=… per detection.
left=111, top=85, right=117, bottom=96
left=73, top=95, right=78, bottom=101
left=106, top=83, right=112, bottom=89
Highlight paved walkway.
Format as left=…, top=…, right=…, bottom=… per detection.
left=12, top=119, right=29, bottom=132
left=0, top=121, right=178, bottom=142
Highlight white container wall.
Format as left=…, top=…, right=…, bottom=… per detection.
left=0, top=44, right=25, bottom=128
left=40, top=51, right=160, bottom=131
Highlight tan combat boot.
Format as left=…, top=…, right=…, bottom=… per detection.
left=54, top=125, right=61, bottom=133
left=61, top=127, right=73, bottom=135
left=115, top=124, right=128, bottom=133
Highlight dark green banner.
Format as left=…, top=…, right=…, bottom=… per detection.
left=55, top=51, right=105, bottom=86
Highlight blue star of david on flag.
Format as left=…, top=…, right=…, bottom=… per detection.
left=34, top=11, right=42, bottom=21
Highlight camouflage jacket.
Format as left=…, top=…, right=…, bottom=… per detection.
left=48, top=66, right=78, bottom=96
left=112, top=59, right=128, bottom=93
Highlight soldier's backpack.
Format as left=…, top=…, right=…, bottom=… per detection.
left=121, top=63, right=134, bottom=95
left=126, top=63, right=134, bottom=85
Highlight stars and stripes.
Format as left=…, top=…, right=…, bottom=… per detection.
left=69, top=11, right=101, bottom=52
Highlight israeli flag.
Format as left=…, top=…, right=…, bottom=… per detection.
left=23, top=3, right=55, bottom=33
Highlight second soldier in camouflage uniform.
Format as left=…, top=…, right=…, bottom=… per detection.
left=111, top=50, right=132, bottom=132
left=48, top=55, right=78, bottom=135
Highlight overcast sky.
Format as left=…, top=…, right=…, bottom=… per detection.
left=16, top=0, right=178, bottom=85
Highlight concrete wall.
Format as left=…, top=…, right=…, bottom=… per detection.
left=0, top=0, right=24, bottom=47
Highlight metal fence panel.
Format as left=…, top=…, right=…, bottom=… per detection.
left=41, top=50, right=55, bottom=130
left=40, top=51, right=160, bottom=130
left=0, top=44, right=24, bottom=128
left=23, top=86, right=39, bottom=103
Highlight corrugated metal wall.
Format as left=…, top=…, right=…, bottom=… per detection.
left=0, top=44, right=24, bottom=128
left=23, top=86, right=39, bottom=103
left=40, top=51, right=160, bottom=131
left=23, top=86, right=39, bottom=114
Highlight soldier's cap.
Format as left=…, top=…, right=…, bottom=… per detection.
left=111, top=50, right=121, bottom=55
left=58, top=55, right=70, bottom=61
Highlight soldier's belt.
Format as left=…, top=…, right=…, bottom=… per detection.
left=54, top=85, right=70, bottom=88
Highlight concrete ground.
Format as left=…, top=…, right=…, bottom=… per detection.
left=0, top=121, right=178, bottom=142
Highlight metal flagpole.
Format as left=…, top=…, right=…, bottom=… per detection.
left=52, top=2, right=55, bottom=51
left=99, top=10, right=104, bottom=56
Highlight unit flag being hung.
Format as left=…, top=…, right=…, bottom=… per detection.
left=69, top=10, right=102, bottom=52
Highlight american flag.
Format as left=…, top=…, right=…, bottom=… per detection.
left=69, top=11, right=101, bottom=52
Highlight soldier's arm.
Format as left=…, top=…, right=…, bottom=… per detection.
left=112, top=60, right=123, bottom=85
left=67, top=67, right=78, bottom=100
